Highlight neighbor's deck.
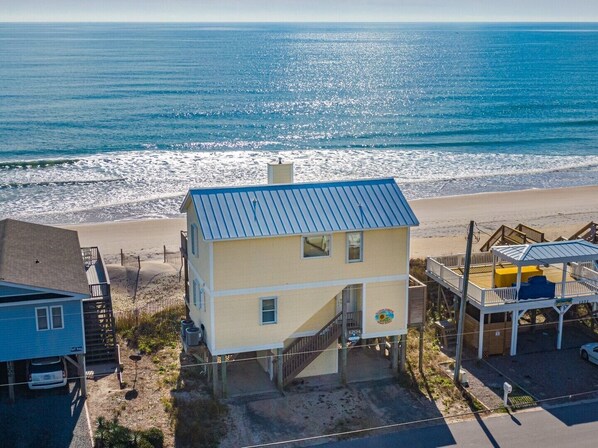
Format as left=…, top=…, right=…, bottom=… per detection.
left=82, top=246, right=110, bottom=298
left=427, top=253, right=598, bottom=312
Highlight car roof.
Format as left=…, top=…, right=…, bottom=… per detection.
left=30, top=356, right=62, bottom=365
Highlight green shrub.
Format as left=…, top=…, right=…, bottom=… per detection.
left=94, top=417, right=165, bottom=448
left=138, top=428, right=164, bottom=448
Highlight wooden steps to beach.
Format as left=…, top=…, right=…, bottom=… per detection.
left=480, top=224, right=548, bottom=252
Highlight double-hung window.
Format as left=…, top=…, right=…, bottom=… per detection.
left=302, top=234, right=331, bottom=258
left=346, top=231, right=363, bottom=262
left=36, top=306, right=63, bottom=331
left=36, top=307, right=49, bottom=331
left=193, top=279, right=199, bottom=308
left=260, top=297, right=277, bottom=325
left=51, top=306, right=64, bottom=329
left=190, top=224, right=199, bottom=256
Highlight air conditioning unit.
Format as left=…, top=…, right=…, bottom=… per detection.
left=185, top=326, right=202, bottom=346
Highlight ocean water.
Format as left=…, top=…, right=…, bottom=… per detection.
left=1, top=23, right=597, bottom=224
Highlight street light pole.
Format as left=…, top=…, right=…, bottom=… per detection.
left=454, top=220, right=475, bottom=384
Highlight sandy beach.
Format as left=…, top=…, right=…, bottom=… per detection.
left=67, top=185, right=598, bottom=261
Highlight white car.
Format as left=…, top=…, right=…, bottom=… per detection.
left=580, top=343, right=598, bottom=365
left=27, top=356, right=68, bottom=390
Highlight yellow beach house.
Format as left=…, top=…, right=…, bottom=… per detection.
left=179, top=163, right=419, bottom=396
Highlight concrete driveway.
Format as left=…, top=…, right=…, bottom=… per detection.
left=0, top=381, right=92, bottom=448
left=463, top=326, right=598, bottom=410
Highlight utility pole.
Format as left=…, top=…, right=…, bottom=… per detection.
left=454, top=220, right=475, bottom=384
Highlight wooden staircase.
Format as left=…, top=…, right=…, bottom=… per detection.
left=282, top=311, right=361, bottom=386
left=481, top=224, right=547, bottom=252
left=569, top=222, right=597, bottom=244
left=83, top=287, right=118, bottom=364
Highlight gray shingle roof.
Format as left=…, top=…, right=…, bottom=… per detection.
left=0, top=219, right=90, bottom=296
left=181, top=178, right=419, bottom=241
left=492, top=240, right=598, bottom=266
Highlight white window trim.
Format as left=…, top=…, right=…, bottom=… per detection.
left=193, top=279, right=199, bottom=308
left=199, top=287, right=205, bottom=311
left=260, top=297, right=278, bottom=325
left=301, top=234, right=332, bottom=259
left=35, top=307, right=49, bottom=331
left=190, top=224, right=198, bottom=257
left=50, top=305, right=64, bottom=330
left=346, top=231, right=364, bottom=263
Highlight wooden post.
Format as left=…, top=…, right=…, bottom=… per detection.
left=341, top=289, right=348, bottom=386
left=77, top=354, right=87, bottom=398
left=120, top=249, right=124, bottom=266
left=7, top=361, right=15, bottom=403
left=418, top=325, right=424, bottom=373
left=212, top=356, right=219, bottom=398
left=276, top=348, right=284, bottom=391
left=561, top=263, right=568, bottom=298
left=510, top=310, right=519, bottom=356
left=221, top=357, right=227, bottom=398
left=391, top=335, right=399, bottom=375
left=478, top=313, right=485, bottom=360
left=163, top=245, right=167, bottom=263
left=399, top=334, right=407, bottom=373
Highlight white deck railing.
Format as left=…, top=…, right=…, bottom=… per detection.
left=427, top=255, right=598, bottom=308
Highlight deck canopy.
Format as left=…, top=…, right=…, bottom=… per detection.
left=491, top=240, right=598, bottom=266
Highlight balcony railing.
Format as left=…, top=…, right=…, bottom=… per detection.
left=82, top=246, right=111, bottom=299
left=427, top=255, right=598, bottom=308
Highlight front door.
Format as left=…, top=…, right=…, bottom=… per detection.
left=337, top=284, right=361, bottom=313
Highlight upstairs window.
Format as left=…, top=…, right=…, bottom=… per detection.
left=190, top=224, right=199, bottom=256
left=346, top=232, right=363, bottom=263
left=302, top=234, right=331, bottom=258
left=260, top=297, right=277, bottom=325
left=36, top=307, right=49, bottom=331
left=50, top=306, right=64, bottom=329
left=193, top=279, right=199, bottom=308
left=36, top=306, right=64, bottom=331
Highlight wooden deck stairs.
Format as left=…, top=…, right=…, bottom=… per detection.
left=481, top=224, right=548, bottom=252
left=83, top=290, right=118, bottom=364
left=567, top=222, right=597, bottom=244
left=282, top=311, right=360, bottom=386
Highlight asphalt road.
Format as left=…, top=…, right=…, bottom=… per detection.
left=323, top=400, right=598, bottom=448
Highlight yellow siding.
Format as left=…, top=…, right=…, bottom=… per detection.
left=188, top=286, right=213, bottom=349
left=213, top=228, right=408, bottom=291
left=256, top=350, right=272, bottom=373
left=213, top=285, right=344, bottom=353
left=363, top=280, right=407, bottom=336
left=296, top=342, right=338, bottom=378
left=187, top=204, right=211, bottom=289
left=293, top=298, right=337, bottom=335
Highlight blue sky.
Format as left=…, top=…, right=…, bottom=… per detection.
left=1, top=0, right=597, bottom=22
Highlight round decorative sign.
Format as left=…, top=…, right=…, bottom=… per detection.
left=375, top=308, right=394, bottom=325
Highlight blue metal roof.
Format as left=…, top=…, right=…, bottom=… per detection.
left=492, top=240, right=598, bottom=266
left=182, top=178, right=418, bottom=241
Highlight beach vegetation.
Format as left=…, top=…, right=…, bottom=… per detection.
left=118, top=304, right=186, bottom=354
left=94, top=417, right=164, bottom=448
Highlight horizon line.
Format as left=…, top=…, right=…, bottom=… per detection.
left=2, top=20, right=598, bottom=24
